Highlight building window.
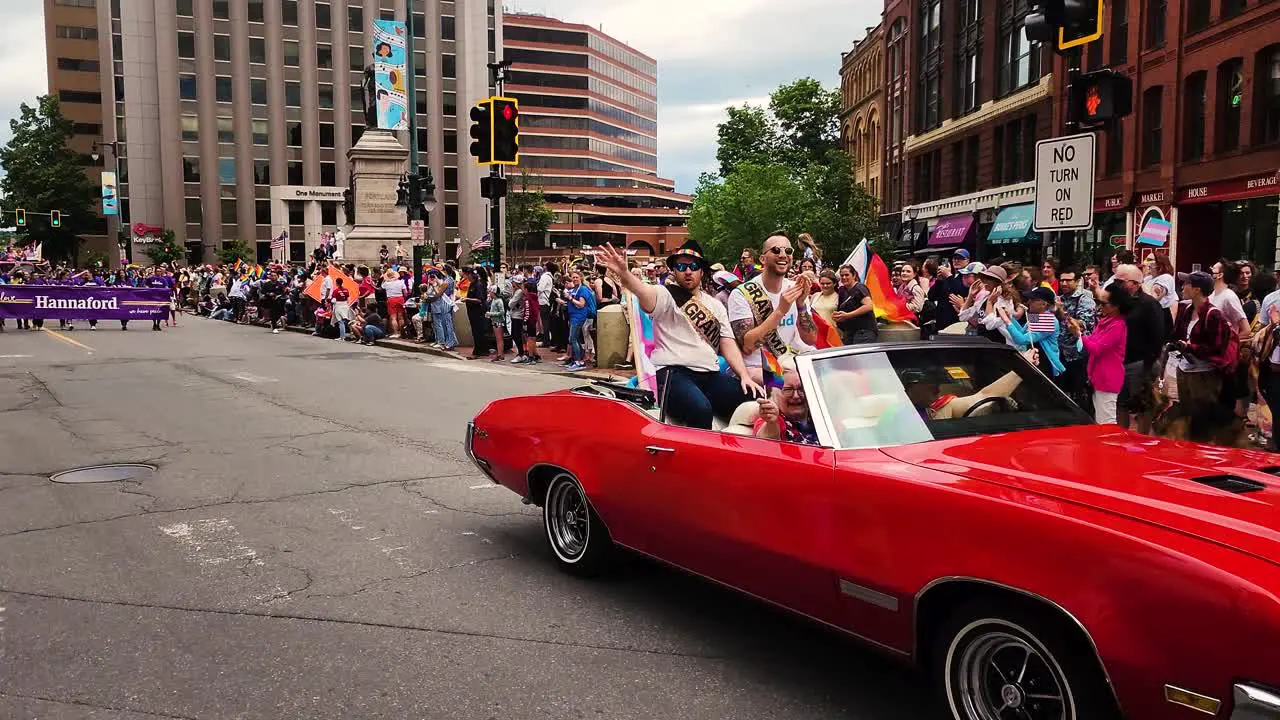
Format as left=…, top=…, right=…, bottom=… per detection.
left=413, top=12, right=427, bottom=38
left=252, top=119, right=268, bottom=145
left=316, top=44, right=334, bottom=69
left=912, top=150, right=941, bottom=203
left=315, top=2, right=331, bottom=29
left=215, top=76, right=233, bottom=103
left=352, top=125, right=364, bottom=144
left=380, top=9, right=394, bottom=21
left=185, top=198, right=202, bottom=224
left=1222, top=0, right=1245, bottom=20
left=181, top=115, right=199, bottom=141
left=1109, top=0, right=1128, bottom=65
left=443, top=131, right=457, bottom=154
left=249, top=37, right=266, bottom=64
left=212, top=0, right=229, bottom=19
left=992, top=114, right=1036, bottom=185
left=1141, top=86, right=1163, bottom=167
left=217, top=117, right=234, bottom=143
left=319, top=122, right=335, bottom=148
left=1145, top=0, right=1166, bottom=49
left=319, top=84, right=334, bottom=109
left=58, top=89, right=102, bottom=104
left=998, top=4, right=1040, bottom=97
left=57, top=57, right=101, bottom=72
left=72, top=122, right=102, bottom=135
left=956, top=48, right=979, bottom=114
left=442, top=15, right=456, bottom=40
left=1186, top=0, right=1210, bottom=33
left=254, top=159, right=270, bottom=185
left=416, top=51, right=427, bottom=77
left=285, top=81, right=301, bottom=107
left=320, top=162, right=337, bottom=186
left=348, top=6, right=362, bottom=32
left=284, top=40, right=300, bottom=66
left=1255, top=46, right=1280, bottom=145
left=920, top=0, right=941, bottom=55
left=55, top=25, right=97, bottom=40
left=248, top=0, right=264, bottom=23
left=177, top=31, right=195, bottom=59
left=444, top=167, right=458, bottom=190
left=350, top=46, right=364, bottom=71
left=256, top=199, right=270, bottom=225
left=445, top=204, right=459, bottom=228
left=218, top=157, right=236, bottom=184
left=282, top=0, right=298, bottom=26
left=917, top=74, right=941, bottom=131
left=183, top=157, right=200, bottom=182
left=1105, top=120, right=1124, bottom=175
left=444, top=91, right=457, bottom=115
left=176, top=0, right=192, bottom=17
left=443, top=54, right=456, bottom=79
left=221, top=199, right=237, bottom=225
left=250, top=78, right=267, bottom=105
left=1182, top=71, right=1206, bottom=161
left=288, top=161, right=303, bottom=185
left=180, top=74, right=197, bottom=100
left=1217, top=58, right=1244, bottom=153
left=287, top=121, right=302, bottom=146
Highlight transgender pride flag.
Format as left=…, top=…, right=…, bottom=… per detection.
left=1137, top=217, right=1171, bottom=246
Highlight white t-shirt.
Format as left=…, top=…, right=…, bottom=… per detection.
left=726, top=277, right=817, bottom=368
left=382, top=278, right=407, bottom=299
left=1209, top=287, right=1246, bottom=328
left=650, top=286, right=732, bottom=373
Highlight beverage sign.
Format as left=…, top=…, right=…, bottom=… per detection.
left=1034, top=134, right=1096, bottom=232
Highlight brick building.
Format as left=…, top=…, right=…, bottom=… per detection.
left=885, top=0, right=1061, bottom=263
left=840, top=23, right=885, bottom=201
left=1056, top=0, right=1280, bottom=271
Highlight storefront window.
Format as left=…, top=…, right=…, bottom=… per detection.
left=1222, top=198, right=1280, bottom=270
left=1255, top=46, right=1280, bottom=146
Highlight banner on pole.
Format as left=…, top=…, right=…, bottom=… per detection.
left=101, top=171, right=118, bottom=216
left=0, top=285, right=169, bottom=320
left=371, top=20, right=408, bottom=130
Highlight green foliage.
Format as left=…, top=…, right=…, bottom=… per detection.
left=216, top=239, right=254, bottom=265
left=143, top=229, right=184, bottom=266
left=84, top=249, right=109, bottom=269
left=693, top=79, right=879, bottom=265
left=506, top=170, right=557, bottom=258
left=0, top=96, right=97, bottom=264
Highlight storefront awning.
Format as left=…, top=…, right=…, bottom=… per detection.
left=986, top=204, right=1037, bottom=245
left=927, top=214, right=975, bottom=246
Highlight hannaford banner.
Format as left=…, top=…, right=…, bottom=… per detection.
left=0, top=285, right=170, bottom=320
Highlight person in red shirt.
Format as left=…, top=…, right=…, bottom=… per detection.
left=519, top=280, right=542, bottom=364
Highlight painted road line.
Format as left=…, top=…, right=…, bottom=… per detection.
left=469, top=483, right=502, bottom=490
left=158, top=518, right=263, bottom=567
left=0, top=354, right=33, bottom=358
left=42, top=328, right=95, bottom=354
left=232, top=372, right=278, bottom=383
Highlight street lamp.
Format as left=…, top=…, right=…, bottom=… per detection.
left=91, top=140, right=125, bottom=266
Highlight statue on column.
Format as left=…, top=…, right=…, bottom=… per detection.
left=361, top=66, right=378, bottom=129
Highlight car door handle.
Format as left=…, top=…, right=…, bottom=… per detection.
left=645, top=445, right=676, bottom=455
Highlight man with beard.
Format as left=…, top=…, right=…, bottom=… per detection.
left=727, top=232, right=819, bottom=383
left=597, top=239, right=764, bottom=430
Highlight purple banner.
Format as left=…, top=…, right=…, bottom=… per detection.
left=0, top=285, right=170, bottom=320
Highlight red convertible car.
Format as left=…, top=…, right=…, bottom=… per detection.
left=467, top=339, right=1280, bottom=720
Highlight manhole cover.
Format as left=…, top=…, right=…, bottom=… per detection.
left=50, top=464, right=156, bottom=484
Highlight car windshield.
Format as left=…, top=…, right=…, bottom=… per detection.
left=809, top=346, right=1093, bottom=449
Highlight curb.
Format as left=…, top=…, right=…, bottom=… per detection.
left=280, top=325, right=625, bottom=382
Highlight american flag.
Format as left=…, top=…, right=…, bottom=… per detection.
left=471, top=232, right=492, bottom=251
left=270, top=231, right=286, bottom=251
left=1026, top=312, right=1057, bottom=334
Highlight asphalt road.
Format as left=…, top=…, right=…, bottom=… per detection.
left=0, top=320, right=941, bottom=720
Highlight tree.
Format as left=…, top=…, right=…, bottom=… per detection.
left=0, top=96, right=97, bottom=264
left=716, top=105, right=777, bottom=176
left=769, top=78, right=841, bottom=170
left=216, top=239, right=254, bottom=265
left=505, top=171, right=556, bottom=260
left=143, top=229, right=184, bottom=266
left=687, top=164, right=814, bottom=262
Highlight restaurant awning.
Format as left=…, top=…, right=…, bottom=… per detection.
left=927, top=214, right=975, bottom=246
left=986, top=204, right=1037, bottom=245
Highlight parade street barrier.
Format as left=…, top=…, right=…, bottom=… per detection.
left=0, top=285, right=170, bottom=321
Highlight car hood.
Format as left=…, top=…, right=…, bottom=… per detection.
left=883, top=425, right=1280, bottom=566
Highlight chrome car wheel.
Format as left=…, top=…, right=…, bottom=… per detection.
left=951, top=625, right=1071, bottom=720
left=545, top=473, right=590, bottom=561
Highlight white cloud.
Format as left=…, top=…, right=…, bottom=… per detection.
left=0, top=3, right=50, bottom=176
left=506, top=0, right=883, bottom=191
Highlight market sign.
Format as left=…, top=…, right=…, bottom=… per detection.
left=1034, top=133, right=1096, bottom=232
left=1179, top=171, right=1280, bottom=204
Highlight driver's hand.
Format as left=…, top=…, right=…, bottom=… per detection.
left=757, top=398, right=779, bottom=425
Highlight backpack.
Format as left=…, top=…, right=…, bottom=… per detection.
left=582, top=286, right=598, bottom=319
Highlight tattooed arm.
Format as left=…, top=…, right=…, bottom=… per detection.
left=732, top=318, right=759, bottom=353
left=796, top=300, right=818, bottom=345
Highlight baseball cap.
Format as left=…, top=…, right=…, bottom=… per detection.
left=712, top=270, right=740, bottom=287
left=952, top=249, right=971, bottom=260
left=1186, top=271, right=1214, bottom=295
left=958, top=262, right=987, bottom=275
left=1024, top=286, right=1057, bottom=305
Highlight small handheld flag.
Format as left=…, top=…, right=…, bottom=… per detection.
left=760, top=348, right=786, bottom=392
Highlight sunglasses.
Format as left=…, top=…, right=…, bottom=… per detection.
left=672, top=261, right=701, bottom=272
left=768, top=246, right=795, bottom=256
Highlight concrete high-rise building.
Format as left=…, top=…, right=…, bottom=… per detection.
left=501, top=13, right=689, bottom=261
left=44, top=0, right=501, bottom=265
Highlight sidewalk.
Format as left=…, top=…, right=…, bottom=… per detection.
left=282, top=325, right=633, bottom=383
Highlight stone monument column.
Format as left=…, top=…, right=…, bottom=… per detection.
left=344, top=129, right=411, bottom=267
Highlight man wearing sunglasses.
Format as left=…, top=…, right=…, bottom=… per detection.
left=598, top=239, right=764, bottom=430
left=727, top=232, right=819, bottom=382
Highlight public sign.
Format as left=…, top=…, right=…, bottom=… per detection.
left=410, top=219, right=425, bottom=243
left=1034, top=133, right=1095, bottom=232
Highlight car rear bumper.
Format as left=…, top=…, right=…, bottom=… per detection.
left=1233, top=683, right=1280, bottom=719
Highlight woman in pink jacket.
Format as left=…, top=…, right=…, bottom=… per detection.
left=1067, top=284, right=1132, bottom=424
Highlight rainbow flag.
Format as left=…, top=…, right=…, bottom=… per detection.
left=812, top=310, right=842, bottom=349
left=252, top=264, right=264, bottom=280
left=626, top=291, right=658, bottom=396
left=232, top=259, right=243, bottom=273
left=760, top=348, right=786, bottom=391
left=842, top=239, right=916, bottom=324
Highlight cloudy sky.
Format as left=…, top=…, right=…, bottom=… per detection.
left=0, top=0, right=882, bottom=193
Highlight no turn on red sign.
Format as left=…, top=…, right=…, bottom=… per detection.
left=1033, top=133, right=1096, bottom=232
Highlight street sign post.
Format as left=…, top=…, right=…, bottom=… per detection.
left=410, top=219, right=425, bottom=244
left=1033, top=133, right=1096, bottom=232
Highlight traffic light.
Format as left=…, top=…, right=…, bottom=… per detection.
left=14, top=208, right=25, bottom=227
left=469, top=99, right=494, bottom=165
left=50, top=210, right=61, bottom=228
left=1024, top=0, right=1101, bottom=51
left=491, top=97, right=520, bottom=165
left=1070, top=69, right=1133, bottom=125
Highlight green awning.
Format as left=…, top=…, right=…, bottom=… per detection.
left=986, top=204, right=1037, bottom=245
